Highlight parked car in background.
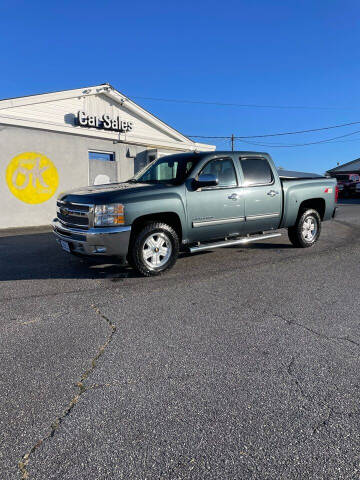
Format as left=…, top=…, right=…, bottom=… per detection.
left=334, top=173, right=360, bottom=197
left=337, top=183, right=344, bottom=195
left=355, top=182, right=360, bottom=197
left=53, top=151, right=338, bottom=276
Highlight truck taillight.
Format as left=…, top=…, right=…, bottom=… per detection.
left=335, top=185, right=339, bottom=203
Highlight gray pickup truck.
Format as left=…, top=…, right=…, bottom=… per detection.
left=53, top=151, right=338, bottom=276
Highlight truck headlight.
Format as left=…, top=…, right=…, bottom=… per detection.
left=94, top=204, right=125, bottom=226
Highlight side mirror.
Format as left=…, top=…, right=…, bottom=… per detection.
left=194, top=174, right=219, bottom=189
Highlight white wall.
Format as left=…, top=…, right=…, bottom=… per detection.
left=0, top=125, right=142, bottom=228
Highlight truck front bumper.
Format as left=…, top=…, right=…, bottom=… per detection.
left=52, top=218, right=131, bottom=258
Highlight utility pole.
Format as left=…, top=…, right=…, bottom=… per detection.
left=231, top=134, right=235, bottom=151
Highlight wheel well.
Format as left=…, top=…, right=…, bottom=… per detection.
left=130, top=212, right=182, bottom=242
left=298, top=198, right=326, bottom=220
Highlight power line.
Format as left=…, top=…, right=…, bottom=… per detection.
left=130, top=95, right=355, bottom=110
left=237, top=128, right=360, bottom=147
left=187, top=119, right=360, bottom=140
left=188, top=128, right=360, bottom=147
left=237, top=120, right=360, bottom=138
left=323, top=137, right=360, bottom=144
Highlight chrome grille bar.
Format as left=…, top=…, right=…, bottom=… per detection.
left=56, top=206, right=88, bottom=218
left=56, top=201, right=94, bottom=229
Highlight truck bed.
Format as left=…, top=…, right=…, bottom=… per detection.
left=278, top=169, right=324, bottom=180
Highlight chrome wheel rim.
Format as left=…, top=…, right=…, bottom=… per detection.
left=302, top=216, right=317, bottom=242
left=142, top=232, right=172, bottom=268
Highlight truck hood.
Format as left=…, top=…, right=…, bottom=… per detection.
left=58, top=182, right=170, bottom=204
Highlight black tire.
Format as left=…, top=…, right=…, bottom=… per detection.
left=129, top=222, right=179, bottom=276
left=288, top=209, right=321, bottom=248
left=126, top=252, right=136, bottom=269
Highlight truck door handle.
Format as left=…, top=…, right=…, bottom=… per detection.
left=267, top=190, right=279, bottom=197
left=228, top=193, right=240, bottom=200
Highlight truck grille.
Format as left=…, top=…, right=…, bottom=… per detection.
left=56, top=201, right=92, bottom=229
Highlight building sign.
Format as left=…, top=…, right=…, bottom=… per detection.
left=6, top=152, right=59, bottom=204
left=77, top=111, right=134, bottom=132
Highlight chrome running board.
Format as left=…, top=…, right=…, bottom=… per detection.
left=189, top=233, right=281, bottom=253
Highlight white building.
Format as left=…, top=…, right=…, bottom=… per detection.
left=0, top=84, right=215, bottom=229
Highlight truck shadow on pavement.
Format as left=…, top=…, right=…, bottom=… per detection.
left=0, top=231, right=295, bottom=282
left=0, top=232, right=140, bottom=282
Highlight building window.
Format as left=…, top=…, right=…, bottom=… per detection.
left=89, top=151, right=115, bottom=162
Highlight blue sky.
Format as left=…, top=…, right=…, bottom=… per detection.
left=1, top=0, right=360, bottom=173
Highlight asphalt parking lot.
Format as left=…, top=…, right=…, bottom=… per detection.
left=1, top=200, right=360, bottom=480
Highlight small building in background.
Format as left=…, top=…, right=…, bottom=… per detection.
left=0, top=84, right=215, bottom=229
left=326, top=158, right=360, bottom=177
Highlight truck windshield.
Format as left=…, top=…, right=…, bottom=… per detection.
left=129, top=155, right=200, bottom=185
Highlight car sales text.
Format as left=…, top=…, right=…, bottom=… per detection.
left=77, top=111, right=134, bottom=132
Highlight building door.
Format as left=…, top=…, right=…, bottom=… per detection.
left=88, top=151, right=118, bottom=186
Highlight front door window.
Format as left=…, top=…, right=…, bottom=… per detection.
left=200, top=157, right=237, bottom=187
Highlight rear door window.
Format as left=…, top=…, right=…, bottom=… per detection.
left=240, top=158, right=273, bottom=186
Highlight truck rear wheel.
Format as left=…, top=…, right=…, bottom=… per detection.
left=288, top=209, right=321, bottom=248
left=129, top=222, right=179, bottom=276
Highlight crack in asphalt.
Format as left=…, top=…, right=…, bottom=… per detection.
left=285, top=355, right=310, bottom=402
left=284, top=355, right=338, bottom=435
left=273, top=313, right=360, bottom=350
left=311, top=402, right=360, bottom=435
left=312, top=407, right=334, bottom=434
left=278, top=313, right=360, bottom=436
left=18, top=305, right=116, bottom=479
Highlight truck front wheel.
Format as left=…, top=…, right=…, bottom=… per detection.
left=288, top=209, right=321, bottom=248
left=129, top=222, right=179, bottom=276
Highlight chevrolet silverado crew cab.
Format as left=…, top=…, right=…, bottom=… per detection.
left=53, top=151, right=338, bottom=276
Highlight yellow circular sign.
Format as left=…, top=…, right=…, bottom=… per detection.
left=6, top=152, right=59, bottom=204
